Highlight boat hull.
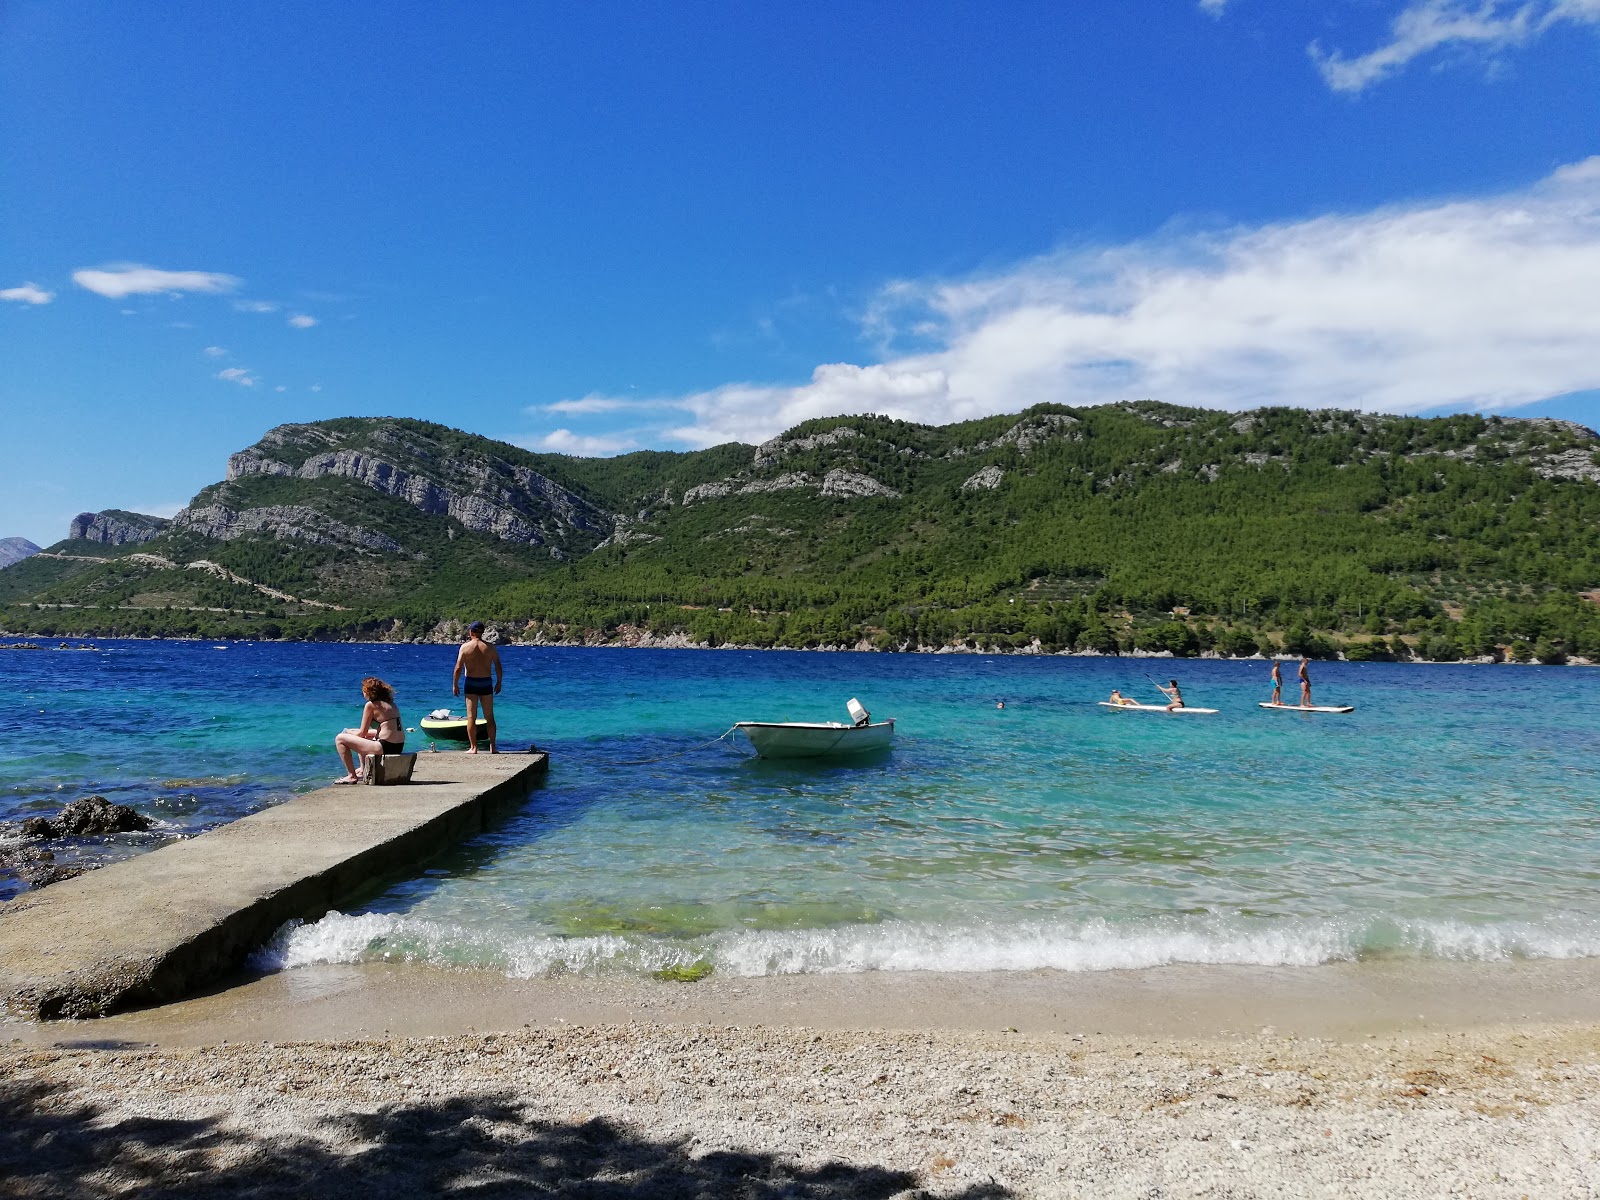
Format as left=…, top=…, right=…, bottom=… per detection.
left=419, top=717, right=490, bottom=742
left=736, top=719, right=895, bottom=759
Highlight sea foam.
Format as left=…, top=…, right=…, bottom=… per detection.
left=253, top=910, right=1600, bottom=979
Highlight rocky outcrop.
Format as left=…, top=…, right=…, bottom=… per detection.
left=949, top=413, right=1081, bottom=457
left=753, top=426, right=861, bottom=467
left=594, top=516, right=661, bottom=549
left=68, top=510, right=170, bottom=546
left=171, top=505, right=404, bottom=553
left=21, top=796, right=152, bottom=839
left=225, top=422, right=614, bottom=548
left=1532, top=448, right=1600, bottom=483
left=0, top=537, right=41, bottom=570
left=961, top=465, right=1004, bottom=491
left=819, top=469, right=899, bottom=499
left=682, top=469, right=898, bottom=505
left=1517, top=418, right=1598, bottom=441
left=740, top=472, right=816, bottom=496
left=681, top=480, right=734, bottom=505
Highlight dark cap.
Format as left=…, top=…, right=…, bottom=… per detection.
left=468, top=620, right=485, bottom=635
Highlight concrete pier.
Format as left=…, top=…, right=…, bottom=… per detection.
left=0, top=752, right=548, bottom=1020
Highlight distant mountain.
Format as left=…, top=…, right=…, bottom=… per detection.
left=3, top=406, right=1598, bottom=661
left=0, top=538, right=41, bottom=570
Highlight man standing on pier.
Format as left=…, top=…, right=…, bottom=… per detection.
left=452, top=621, right=502, bottom=753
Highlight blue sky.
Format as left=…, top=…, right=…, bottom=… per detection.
left=3, top=0, right=1599, bottom=546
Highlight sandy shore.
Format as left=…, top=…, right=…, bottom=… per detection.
left=7, top=961, right=1600, bottom=1196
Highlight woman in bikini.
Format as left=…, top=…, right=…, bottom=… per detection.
left=334, top=677, right=405, bottom=784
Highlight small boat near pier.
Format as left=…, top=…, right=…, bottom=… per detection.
left=419, top=712, right=490, bottom=742
left=736, top=698, right=894, bottom=759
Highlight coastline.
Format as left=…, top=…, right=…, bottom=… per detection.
left=8, top=962, right=1600, bottom=1197
left=2, top=631, right=1593, bottom=667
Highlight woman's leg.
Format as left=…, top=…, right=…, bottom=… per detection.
left=335, top=730, right=382, bottom=781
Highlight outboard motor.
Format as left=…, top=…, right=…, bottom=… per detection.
left=847, top=697, right=871, bottom=727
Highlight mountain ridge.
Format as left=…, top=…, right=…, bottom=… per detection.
left=5, top=403, right=1600, bottom=662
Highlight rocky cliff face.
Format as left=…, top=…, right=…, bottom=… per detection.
left=0, top=537, right=41, bottom=570
left=68, top=511, right=170, bottom=546
left=170, top=504, right=405, bottom=552
left=223, top=421, right=616, bottom=549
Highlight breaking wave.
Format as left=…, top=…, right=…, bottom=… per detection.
left=252, top=911, right=1600, bottom=979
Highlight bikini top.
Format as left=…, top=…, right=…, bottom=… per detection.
left=371, top=701, right=403, bottom=740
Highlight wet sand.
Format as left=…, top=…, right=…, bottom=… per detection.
left=13, top=956, right=1600, bottom=1048
left=7, top=961, right=1600, bottom=1196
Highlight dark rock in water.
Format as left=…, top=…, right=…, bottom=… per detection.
left=0, top=843, right=92, bottom=889
left=25, top=862, right=91, bottom=888
left=21, top=795, right=153, bottom=838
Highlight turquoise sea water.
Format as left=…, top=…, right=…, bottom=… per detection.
left=4, top=640, right=1599, bottom=978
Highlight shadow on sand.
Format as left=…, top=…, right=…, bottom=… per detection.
left=1, top=1075, right=1014, bottom=1198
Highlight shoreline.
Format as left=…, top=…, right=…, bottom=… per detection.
left=1, top=632, right=1594, bottom=667
left=14, top=956, right=1600, bottom=1048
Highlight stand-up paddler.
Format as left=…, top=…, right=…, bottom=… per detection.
left=452, top=620, right=502, bottom=754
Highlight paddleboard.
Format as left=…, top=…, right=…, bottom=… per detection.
left=1258, top=702, right=1354, bottom=714
left=1098, top=702, right=1219, bottom=714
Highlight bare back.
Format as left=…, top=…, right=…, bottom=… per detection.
left=455, top=638, right=500, bottom=678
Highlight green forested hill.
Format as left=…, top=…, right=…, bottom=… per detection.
left=5, top=403, right=1599, bottom=661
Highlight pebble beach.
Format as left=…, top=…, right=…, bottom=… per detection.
left=8, top=961, right=1600, bottom=1197
left=7, top=1019, right=1600, bottom=1198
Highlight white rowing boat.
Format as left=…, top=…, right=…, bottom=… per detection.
left=1098, top=701, right=1219, bottom=714
left=736, top=698, right=895, bottom=759
left=1258, top=702, right=1355, bottom=714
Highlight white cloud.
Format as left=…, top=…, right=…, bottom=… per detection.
left=74, top=265, right=240, bottom=299
left=216, top=366, right=259, bottom=388
left=1198, top=0, right=1229, bottom=15
left=1, top=281, right=54, bottom=305
left=234, top=299, right=280, bottom=314
left=1311, top=0, right=1600, bottom=93
left=202, top=345, right=228, bottom=358
left=310, top=383, right=323, bottom=393
left=287, top=313, right=317, bottom=328
left=536, top=393, right=653, bottom=416
left=523, top=429, right=639, bottom=455
left=275, top=385, right=287, bottom=392
left=660, top=158, right=1600, bottom=447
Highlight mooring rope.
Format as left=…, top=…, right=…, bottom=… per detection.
left=609, top=725, right=742, bottom=766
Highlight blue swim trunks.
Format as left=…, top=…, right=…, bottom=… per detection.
left=463, top=675, right=494, bottom=696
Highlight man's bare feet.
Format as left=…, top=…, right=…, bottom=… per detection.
left=466, top=748, right=479, bottom=755
left=333, top=774, right=360, bottom=785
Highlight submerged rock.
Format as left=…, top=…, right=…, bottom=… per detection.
left=0, top=844, right=92, bottom=889
left=20, top=795, right=152, bottom=839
